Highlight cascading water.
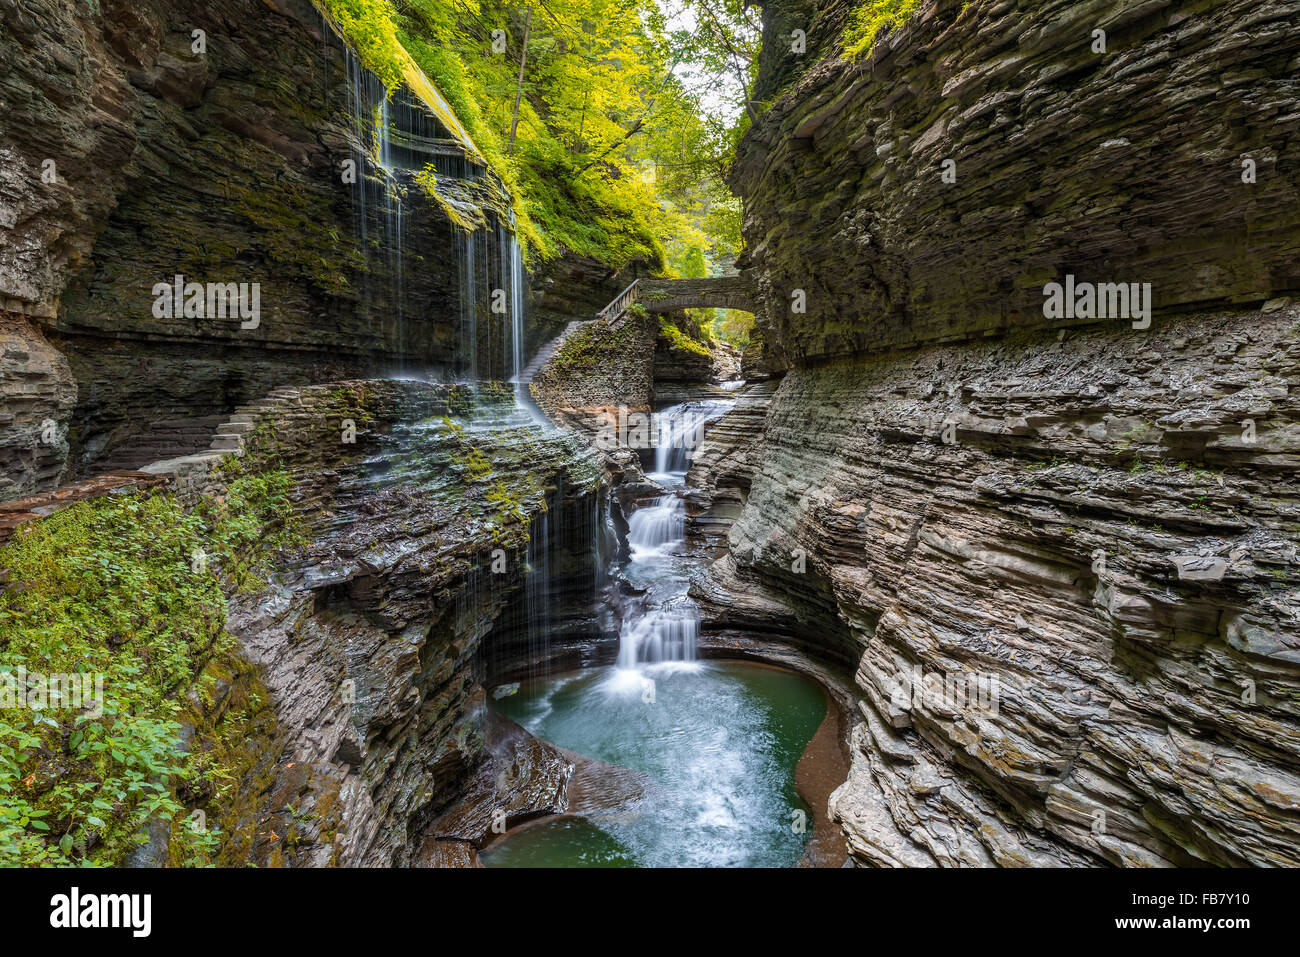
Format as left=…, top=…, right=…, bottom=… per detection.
left=649, top=400, right=733, bottom=482
left=626, top=495, right=684, bottom=558
left=485, top=387, right=828, bottom=869
left=457, top=231, right=478, bottom=378
left=456, top=219, right=530, bottom=388
left=612, top=401, right=731, bottom=675
left=341, top=45, right=411, bottom=369
left=504, top=225, right=525, bottom=385
left=332, top=23, right=609, bottom=699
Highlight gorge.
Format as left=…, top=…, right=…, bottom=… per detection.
left=1, top=0, right=1298, bottom=877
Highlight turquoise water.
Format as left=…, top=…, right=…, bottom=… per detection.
left=482, top=660, right=826, bottom=868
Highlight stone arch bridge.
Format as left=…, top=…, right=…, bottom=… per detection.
left=598, top=275, right=757, bottom=326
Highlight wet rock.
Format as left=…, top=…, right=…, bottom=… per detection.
left=701, top=307, right=1300, bottom=867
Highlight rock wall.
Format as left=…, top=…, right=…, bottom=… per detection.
left=0, top=316, right=76, bottom=499
left=709, top=0, right=1300, bottom=866
left=699, top=306, right=1300, bottom=866
left=531, top=312, right=659, bottom=426
left=0, top=0, right=500, bottom=490
left=732, top=0, right=1300, bottom=371
left=211, top=380, right=606, bottom=865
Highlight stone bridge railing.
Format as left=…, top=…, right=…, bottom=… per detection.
left=639, top=276, right=757, bottom=314
left=597, top=274, right=757, bottom=326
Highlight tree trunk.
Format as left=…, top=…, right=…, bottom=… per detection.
left=508, top=7, right=532, bottom=156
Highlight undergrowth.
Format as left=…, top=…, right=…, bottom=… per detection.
left=0, top=465, right=301, bottom=866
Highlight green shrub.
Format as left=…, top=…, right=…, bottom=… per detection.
left=0, top=469, right=300, bottom=866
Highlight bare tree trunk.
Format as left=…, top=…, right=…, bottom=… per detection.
left=508, top=7, right=532, bottom=155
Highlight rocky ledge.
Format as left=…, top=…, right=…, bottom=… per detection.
left=695, top=304, right=1300, bottom=866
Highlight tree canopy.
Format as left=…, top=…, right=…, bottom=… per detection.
left=323, top=0, right=758, bottom=275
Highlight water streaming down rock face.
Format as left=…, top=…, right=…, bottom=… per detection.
left=650, top=401, right=733, bottom=479
left=340, top=37, right=529, bottom=383
left=336, top=31, right=578, bottom=690
left=614, top=402, right=733, bottom=672
left=455, top=221, right=529, bottom=382
left=617, top=492, right=700, bottom=669
left=342, top=46, right=411, bottom=366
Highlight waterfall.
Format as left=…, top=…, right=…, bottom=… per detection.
left=611, top=398, right=738, bottom=676
left=503, top=226, right=525, bottom=385
left=616, top=608, right=698, bottom=669
left=524, top=496, right=552, bottom=682
left=341, top=46, right=408, bottom=368
left=650, top=401, right=732, bottom=481
left=626, top=495, right=684, bottom=558
left=458, top=231, right=477, bottom=379
left=614, top=490, right=700, bottom=672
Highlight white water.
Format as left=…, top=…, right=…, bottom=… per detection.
left=616, top=490, right=699, bottom=673
left=612, top=404, right=734, bottom=676
left=648, top=401, right=731, bottom=482
left=626, top=495, right=684, bottom=558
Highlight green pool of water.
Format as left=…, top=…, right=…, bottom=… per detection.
left=482, top=660, right=826, bottom=868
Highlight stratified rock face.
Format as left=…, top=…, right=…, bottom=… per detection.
left=713, top=0, right=1300, bottom=867
left=699, top=306, right=1300, bottom=866
left=686, top=380, right=778, bottom=538
left=653, top=314, right=716, bottom=390
left=532, top=312, right=659, bottom=426
left=212, top=381, right=606, bottom=866
left=731, top=0, right=1300, bottom=370
left=0, top=315, right=76, bottom=499
left=0, top=0, right=491, bottom=486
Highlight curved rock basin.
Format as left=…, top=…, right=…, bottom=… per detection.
left=483, top=660, right=826, bottom=868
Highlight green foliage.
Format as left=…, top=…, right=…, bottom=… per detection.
left=659, top=317, right=713, bottom=359
left=321, top=0, right=409, bottom=90
left=322, top=0, right=750, bottom=271
left=844, top=0, right=921, bottom=58
left=0, top=470, right=301, bottom=866
left=708, top=308, right=754, bottom=349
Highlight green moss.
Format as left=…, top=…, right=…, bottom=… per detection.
left=0, top=467, right=302, bottom=866
left=319, top=0, right=408, bottom=91
left=659, top=318, right=712, bottom=359
left=228, top=160, right=367, bottom=297
left=319, top=0, right=670, bottom=271
left=546, top=318, right=643, bottom=377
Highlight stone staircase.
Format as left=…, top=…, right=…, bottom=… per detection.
left=596, top=279, right=640, bottom=329
left=0, top=388, right=306, bottom=544
left=94, top=414, right=228, bottom=472
left=517, top=319, right=592, bottom=384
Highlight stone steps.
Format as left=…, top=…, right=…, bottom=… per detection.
left=93, top=414, right=228, bottom=472
left=519, top=319, right=591, bottom=383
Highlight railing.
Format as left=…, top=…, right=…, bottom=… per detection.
left=596, top=279, right=640, bottom=327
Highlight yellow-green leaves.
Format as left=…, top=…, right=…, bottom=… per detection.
left=843, top=0, right=921, bottom=59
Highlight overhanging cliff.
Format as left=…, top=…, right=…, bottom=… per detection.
left=732, top=0, right=1300, bottom=369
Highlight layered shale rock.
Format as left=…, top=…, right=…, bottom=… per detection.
left=686, top=380, right=779, bottom=538
left=0, top=315, right=76, bottom=499
left=211, top=381, right=606, bottom=866
left=698, top=305, right=1300, bottom=866
left=710, top=0, right=1300, bottom=866
left=0, top=0, right=509, bottom=490
left=20, top=379, right=609, bottom=866
left=732, top=0, right=1300, bottom=370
